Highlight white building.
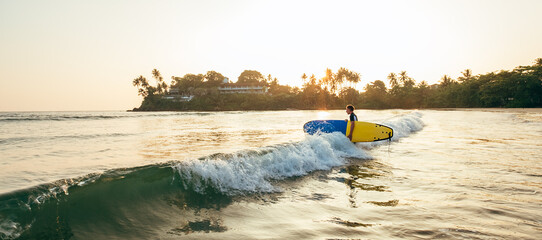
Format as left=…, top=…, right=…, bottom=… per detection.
left=218, top=85, right=267, bottom=94
left=162, top=88, right=193, bottom=102
left=218, top=77, right=268, bottom=94
left=162, top=95, right=193, bottom=102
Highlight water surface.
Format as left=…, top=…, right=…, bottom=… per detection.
left=0, top=109, right=540, bottom=239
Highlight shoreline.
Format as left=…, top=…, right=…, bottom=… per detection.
left=2, top=108, right=540, bottom=113
left=128, top=107, right=542, bottom=112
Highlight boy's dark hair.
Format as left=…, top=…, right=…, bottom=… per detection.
left=346, top=105, right=354, bottom=111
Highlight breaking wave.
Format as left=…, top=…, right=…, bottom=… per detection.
left=173, top=111, right=424, bottom=194
left=0, top=112, right=424, bottom=239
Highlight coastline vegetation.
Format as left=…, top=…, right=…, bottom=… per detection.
left=132, top=58, right=542, bottom=111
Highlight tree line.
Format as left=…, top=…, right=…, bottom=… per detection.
left=132, top=58, right=542, bottom=111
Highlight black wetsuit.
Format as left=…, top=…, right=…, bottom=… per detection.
left=349, top=113, right=358, bottom=121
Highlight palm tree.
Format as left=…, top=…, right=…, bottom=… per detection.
left=160, top=82, right=168, bottom=93
left=460, top=69, right=472, bottom=82
left=309, top=74, right=317, bottom=85
left=387, top=72, right=398, bottom=88
left=347, top=71, right=360, bottom=89
left=132, top=75, right=150, bottom=97
left=322, top=68, right=338, bottom=93
left=152, top=69, right=165, bottom=93
left=440, top=75, right=454, bottom=87
left=266, top=74, right=273, bottom=86
left=337, top=67, right=361, bottom=89
left=399, top=71, right=409, bottom=85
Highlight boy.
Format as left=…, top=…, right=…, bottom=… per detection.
left=345, top=105, right=357, bottom=141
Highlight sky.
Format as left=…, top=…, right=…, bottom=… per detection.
left=1, top=0, right=541, bottom=111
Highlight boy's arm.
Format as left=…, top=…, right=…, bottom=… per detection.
left=347, top=121, right=355, bottom=140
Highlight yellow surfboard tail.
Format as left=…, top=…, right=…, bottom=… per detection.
left=346, top=121, right=394, bottom=142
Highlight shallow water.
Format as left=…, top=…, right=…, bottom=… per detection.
left=0, top=109, right=540, bottom=239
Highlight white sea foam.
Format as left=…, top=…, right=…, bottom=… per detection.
left=173, top=112, right=424, bottom=194
left=357, top=111, right=424, bottom=148
left=385, top=112, right=424, bottom=139
left=173, top=132, right=368, bottom=194
left=0, top=219, right=22, bottom=239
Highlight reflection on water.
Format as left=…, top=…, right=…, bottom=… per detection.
left=167, top=219, right=227, bottom=235
left=345, top=179, right=388, bottom=192
left=341, top=159, right=395, bottom=208
left=137, top=115, right=298, bottom=162
left=345, top=164, right=386, bottom=179
left=241, top=130, right=271, bottom=144
left=327, top=217, right=373, bottom=227
left=366, top=199, right=399, bottom=207
left=305, top=193, right=333, bottom=201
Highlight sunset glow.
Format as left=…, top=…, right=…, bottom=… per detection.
left=1, top=0, right=541, bottom=110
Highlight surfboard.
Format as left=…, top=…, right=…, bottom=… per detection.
left=346, top=121, right=393, bottom=142
left=303, top=120, right=347, bottom=135
left=303, top=120, right=393, bottom=142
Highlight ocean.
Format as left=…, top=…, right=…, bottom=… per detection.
left=0, top=109, right=540, bottom=239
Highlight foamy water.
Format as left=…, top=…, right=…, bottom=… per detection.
left=0, top=109, right=540, bottom=239
left=173, top=112, right=424, bottom=194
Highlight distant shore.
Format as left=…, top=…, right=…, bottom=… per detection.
left=132, top=59, right=541, bottom=111
left=431, top=108, right=542, bottom=112
left=128, top=107, right=542, bottom=112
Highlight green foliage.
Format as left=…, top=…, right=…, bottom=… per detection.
left=133, top=59, right=542, bottom=111
left=317, top=68, right=362, bottom=94
left=387, top=72, right=398, bottom=88
left=363, top=80, right=387, bottom=108
left=204, top=71, right=225, bottom=87
left=152, top=69, right=167, bottom=94
left=132, top=75, right=150, bottom=97
left=237, top=70, right=265, bottom=85
left=132, top=69, right=164, bottom=98
left=171, top=73, right=205, bottom=95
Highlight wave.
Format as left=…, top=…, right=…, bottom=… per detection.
left=359, top=111, right=424, bottom=148
left=0, top=112, right=423, bottom=239
left=0, top=113, right=123, bottom=122
left=0, top=165, right=205, bottom=239
left=385, top=112, right=425, bottom=139
left=0, top=134, right=360, bottom=239
left=174, top=132, right=369, bottom=194
left=0, top=132, right=135, bottom=146
left=173, top=112, right=424, bottom=194
left=0, top=112, right=216, bottom=122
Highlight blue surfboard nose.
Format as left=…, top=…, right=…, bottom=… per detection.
left=303, top=120, right=348, bottom=135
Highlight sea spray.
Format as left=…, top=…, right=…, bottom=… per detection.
left=355, top=111, right=424, bottom=148
left=385, top=112, right=424, bottom=139
left=173, top=112, right=424, bottom=194
left=173, top=132, right=370, bottom=194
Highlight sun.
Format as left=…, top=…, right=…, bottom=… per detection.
left=317, top=111, right=331, bottom=119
